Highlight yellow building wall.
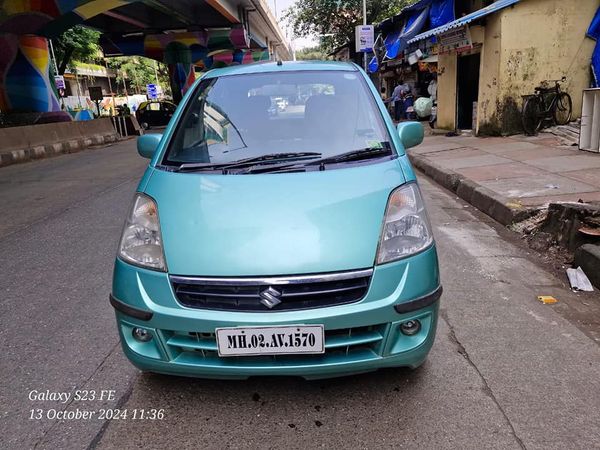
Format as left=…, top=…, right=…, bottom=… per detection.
left=437, top=52, right=457, bottom=130
left=475, top=15, right=502, bottom=135
left=436, top=25, right=488, bottom=131
left=435, top=0, right=598, bottom=134
left=479, top=0, right=599, bottom=134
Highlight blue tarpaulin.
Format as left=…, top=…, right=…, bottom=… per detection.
left=401, top=7, right=430, bottom=46
left=405, top=8, right=423, bottom=30
left=383, top=7, right=429, bottom=59
left=408, top=0, right=520, bottom=44
left=591, top=46, right=600, bottom=88
left=430, top=0, right=455, bottom=28
left=588, top=7, right=600, bottom=39
left=368, top=54, right=379, bottom=73
left=380, top=0, right=455, bottom=62
left=384, top=30, right=402, bottom=59
left=587, top=6, right=600, bottom=87
left=373, top=0, right=455, bottom=72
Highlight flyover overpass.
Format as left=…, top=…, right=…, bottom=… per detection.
left=0, top=0, right=292, bottom=115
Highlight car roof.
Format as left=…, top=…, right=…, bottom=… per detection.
left=204, top=60, right=359, bottom=79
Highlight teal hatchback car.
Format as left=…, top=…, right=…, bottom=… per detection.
left=111, top=61, right=442, bottom=379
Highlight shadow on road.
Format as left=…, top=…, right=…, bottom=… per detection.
left=140, top=363, right=426, bottom=396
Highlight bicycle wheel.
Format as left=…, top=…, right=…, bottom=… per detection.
left=522, top=96, right=543, bottom=135
left=553, top=92, right=572, bottom=125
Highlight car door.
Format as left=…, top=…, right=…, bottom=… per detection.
left=147, top=102, right=163, bottom=126
left=161, top=102, right=176, bottom=126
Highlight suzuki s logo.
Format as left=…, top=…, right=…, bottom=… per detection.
left=259, top=286, right=282, bottom=309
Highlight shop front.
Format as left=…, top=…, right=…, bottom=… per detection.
left=369, top=0, right=453, bottom=122
left=406, top=0, right=598, bottom=135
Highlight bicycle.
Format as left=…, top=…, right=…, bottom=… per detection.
left=521, top=77, right=572, bottom=135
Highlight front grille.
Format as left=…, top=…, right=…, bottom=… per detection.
left=162, top=324, right=387, bottom=364
left=171, top=269, right=373, bottom=311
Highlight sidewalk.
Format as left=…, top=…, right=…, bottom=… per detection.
left=409, top=133, right=600, bottom=225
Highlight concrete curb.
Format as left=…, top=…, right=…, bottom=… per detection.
left=0, top=133, right=118, bottom=169
left=408, top=152, right=536, bottom=225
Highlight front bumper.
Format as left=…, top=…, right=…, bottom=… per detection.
left=111, top=246, right=441, bottom=379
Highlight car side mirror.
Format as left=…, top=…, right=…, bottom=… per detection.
left=137, top=133, right=162, bottom=159
left=397, top=121, right=424, bottom=149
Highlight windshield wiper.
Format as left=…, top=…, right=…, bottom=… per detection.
left=304, top=144, right=393, bottom=168
left=174, top=152, right=322, bottom=173
left=236, top=144, right=395, bottom=174
left=236, top=161, right=309, bottom=174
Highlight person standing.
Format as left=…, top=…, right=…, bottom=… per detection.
left=391, top=80, right=409, bottom=121
left=428, top=77, right=437, bottom=103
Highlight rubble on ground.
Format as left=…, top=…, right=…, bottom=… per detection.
left=511, top=201, right=600, bottom=288
left=540, top=120, right=580, bottom=147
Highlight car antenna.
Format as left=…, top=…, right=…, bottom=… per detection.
left=277, top=60, right=283, bottom=66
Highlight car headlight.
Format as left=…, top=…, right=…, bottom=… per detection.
left=118, top=193, right=166, bottom=271
left=376, top=183, right=433, bottom=264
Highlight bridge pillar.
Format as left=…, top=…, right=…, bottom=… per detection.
left=0, top=34, right=62, bottom=114
left=168, top=63, right=196, bottom=104
left=164, top=41, right=196, bottom=104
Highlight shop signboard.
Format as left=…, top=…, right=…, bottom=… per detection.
left=88, top=86, right=103, bottom=101
left=387, top=58, right=404, bottom=68
left=54, top=75, right=65, bottom=90
left=147, top=84, right=158, bottom=100
left=439, top=26, right=472, bottom=54
left=355, top=25, right=374, bottom=52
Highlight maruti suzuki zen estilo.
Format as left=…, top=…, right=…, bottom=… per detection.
left=110, top=61, right=442, bottom=379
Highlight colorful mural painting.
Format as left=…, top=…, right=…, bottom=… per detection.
left=102, top=29, right=251, bottom=60
left=165, top=49, right=270, bottom=100
left=0, top=1, right=271, bottom=114
left=169, top=62, right=196, bottom=100
left=206, top=49, right=270, bottom=69
left=71, top=109, right=95, bottom=121
left=0, top=0, right=130, bottom=115
left=0, top=35, right=61, bottom=113
left=105, top=30, right=269, bottom=101
left=0, top=0, right=136, bottom=37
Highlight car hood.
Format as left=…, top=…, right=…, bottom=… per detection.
left=144, top=160, right=406, bottom=276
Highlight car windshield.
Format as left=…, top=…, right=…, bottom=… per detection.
left=162, top=70, right=392, bottom=166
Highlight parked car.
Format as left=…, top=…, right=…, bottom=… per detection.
left=135, top=100, right=176, bottom=129
left=111, top=61, right=442, bottom=379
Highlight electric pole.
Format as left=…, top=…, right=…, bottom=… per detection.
left=363, top=0, right=368, bottom=71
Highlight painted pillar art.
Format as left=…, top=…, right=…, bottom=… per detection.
left=168, top=63, right=196, bottom=104
left=103, top=27, right=268, bottom=79
left=163, top=41, right=196, bottom=104
left=0, top=1, right=272, bottom=113
left=0, top=34, right=61, bottom=113
left=0, top=0, right=135, bottom=115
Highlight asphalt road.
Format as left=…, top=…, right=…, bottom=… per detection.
left=1, top=140, right=599, bottom=450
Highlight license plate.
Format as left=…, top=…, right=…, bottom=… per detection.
left=215, top=325, right=324, bottom=357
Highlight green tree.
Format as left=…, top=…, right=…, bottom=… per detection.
left=52, top=25, right=101, bottom=73
left=285, top=0, right=412, bottom=52
left=107, top=56, right=171, bottom=96
left=295, top=45, right=329, bottom=61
